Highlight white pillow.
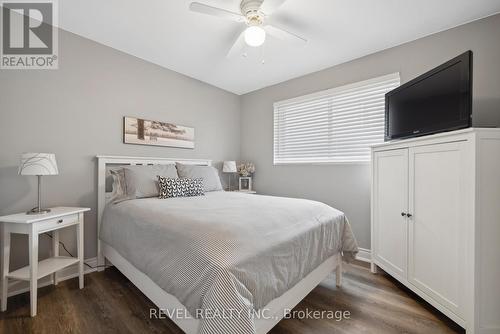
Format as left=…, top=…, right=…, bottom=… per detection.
left=175, top=163, right=223, bottom=192
left=123, top=164, right=178, bottom=199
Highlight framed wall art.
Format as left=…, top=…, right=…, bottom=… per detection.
left=123, top=116, right=194, bottom=149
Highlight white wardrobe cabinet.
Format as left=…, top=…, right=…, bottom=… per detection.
left=372, top=148, right=408, bottom=282
left=371, top=128, right=500, bottom=334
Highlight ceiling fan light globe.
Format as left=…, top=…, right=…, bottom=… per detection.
left=244, top=26, right=266, bottom=47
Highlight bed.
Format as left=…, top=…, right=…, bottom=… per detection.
left=96, top=155, right=358, bottom=334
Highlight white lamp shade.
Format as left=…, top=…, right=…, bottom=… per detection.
left=222, top=161, right=237, bottom=173
left=19, top=153, right=59, bottom=175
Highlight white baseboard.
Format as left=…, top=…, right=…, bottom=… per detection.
left=355, top=248, right=371, bottom=263
left=2, top=257, right=97, bottom=300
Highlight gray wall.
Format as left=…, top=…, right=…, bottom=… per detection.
left=0, top=29, right=241, bottom=270
left=240, top=14, right=500, bottom=249
left=2, top=14, right=500, bottom=270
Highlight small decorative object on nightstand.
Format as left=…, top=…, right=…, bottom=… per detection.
left=239, top=176, right=252, bottom=191
left=222, top=161, right=237, bottom=191
left=237, top=162, right=255, bottom=192
left=237, top=162, right=255, bottom=177
left=0, top=207, right=90, bottom=317
left=18, top=153, right=59, bottom=215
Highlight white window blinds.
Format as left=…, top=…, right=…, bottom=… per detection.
left=273, top=73, right=400, bottom=164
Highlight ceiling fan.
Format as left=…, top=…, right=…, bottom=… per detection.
left=189, top=0, right=307, bottom=58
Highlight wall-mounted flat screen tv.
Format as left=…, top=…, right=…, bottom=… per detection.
left=385, top=51, right=472, bottom=141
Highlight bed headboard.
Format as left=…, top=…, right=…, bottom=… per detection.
left=96, top=155, right=212, bottom=270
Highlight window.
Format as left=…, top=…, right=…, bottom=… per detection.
left=273, top=73, right=400, bottom=164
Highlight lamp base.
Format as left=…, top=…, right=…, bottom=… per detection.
left=26, top=208, right=51, bottom=215
left=27, top=175, right=51, bottom=215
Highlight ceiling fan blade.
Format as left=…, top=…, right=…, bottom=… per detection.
left=189, top=2, right=245, bottom=22
left=259, top=0, right=288, bottom=15
left=226, top=30, right=246, bottom=59
left=265, top=24, right=307, bottom=44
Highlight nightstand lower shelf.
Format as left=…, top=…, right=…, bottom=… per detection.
left=6, top=256, right=79, bottom=281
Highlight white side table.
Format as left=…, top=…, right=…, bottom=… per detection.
left=0, top=207, right=90, bottom=316
left=232, top=190, right=257, bottom=194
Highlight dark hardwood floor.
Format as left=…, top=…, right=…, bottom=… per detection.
left=0, top=262, right=464, bottom=334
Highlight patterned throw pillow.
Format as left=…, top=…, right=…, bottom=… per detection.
left=186, top=178, right=204, bottom=196
left=158, top=176, right=204, bottom=199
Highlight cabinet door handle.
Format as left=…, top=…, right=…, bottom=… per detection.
left=407, top=213, right=413, bottom=218
left=57, top=219, right=63, bottom=224
left=401, top=212, right=407, bottom=217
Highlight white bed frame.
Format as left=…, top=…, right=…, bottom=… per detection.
left=96, top=155, right=342, bottom=334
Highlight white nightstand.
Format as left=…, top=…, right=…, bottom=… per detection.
left=0, top=207, right=90, bottom=316
left=232, top=190, right=257, bottom=194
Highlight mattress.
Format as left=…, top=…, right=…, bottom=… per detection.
left=100, top=191, right=358, bottom=334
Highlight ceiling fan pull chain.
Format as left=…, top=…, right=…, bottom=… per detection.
left=260, top=43, right=266, bottom=64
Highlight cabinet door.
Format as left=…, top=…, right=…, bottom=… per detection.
left=408, top=142, right=466, bottom=318
left=372, top=148, right=408, bottom=281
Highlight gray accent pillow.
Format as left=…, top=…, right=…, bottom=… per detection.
left=123, top=164, right=178, bottom=199
left=108, top=168, right=127, bottom=203
left=106, top=166, right=124, bottom=193
left=175, top=163, right=223, bottom=192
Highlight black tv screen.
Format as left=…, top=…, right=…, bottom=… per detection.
left=385, top=51, right=472, bottom=141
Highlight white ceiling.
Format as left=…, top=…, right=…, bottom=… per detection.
left=58, top=0, right=500, bottom=95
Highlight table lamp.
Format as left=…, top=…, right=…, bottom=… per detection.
left=18, top=153, right=59, bottom=214
left=222, top=161, right=237, bottom=191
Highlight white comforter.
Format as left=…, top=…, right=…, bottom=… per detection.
left=100, top=191, right=358, bottom=334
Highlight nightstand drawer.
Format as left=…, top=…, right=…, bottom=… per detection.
left=37, top=214, right=79, bottom=232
